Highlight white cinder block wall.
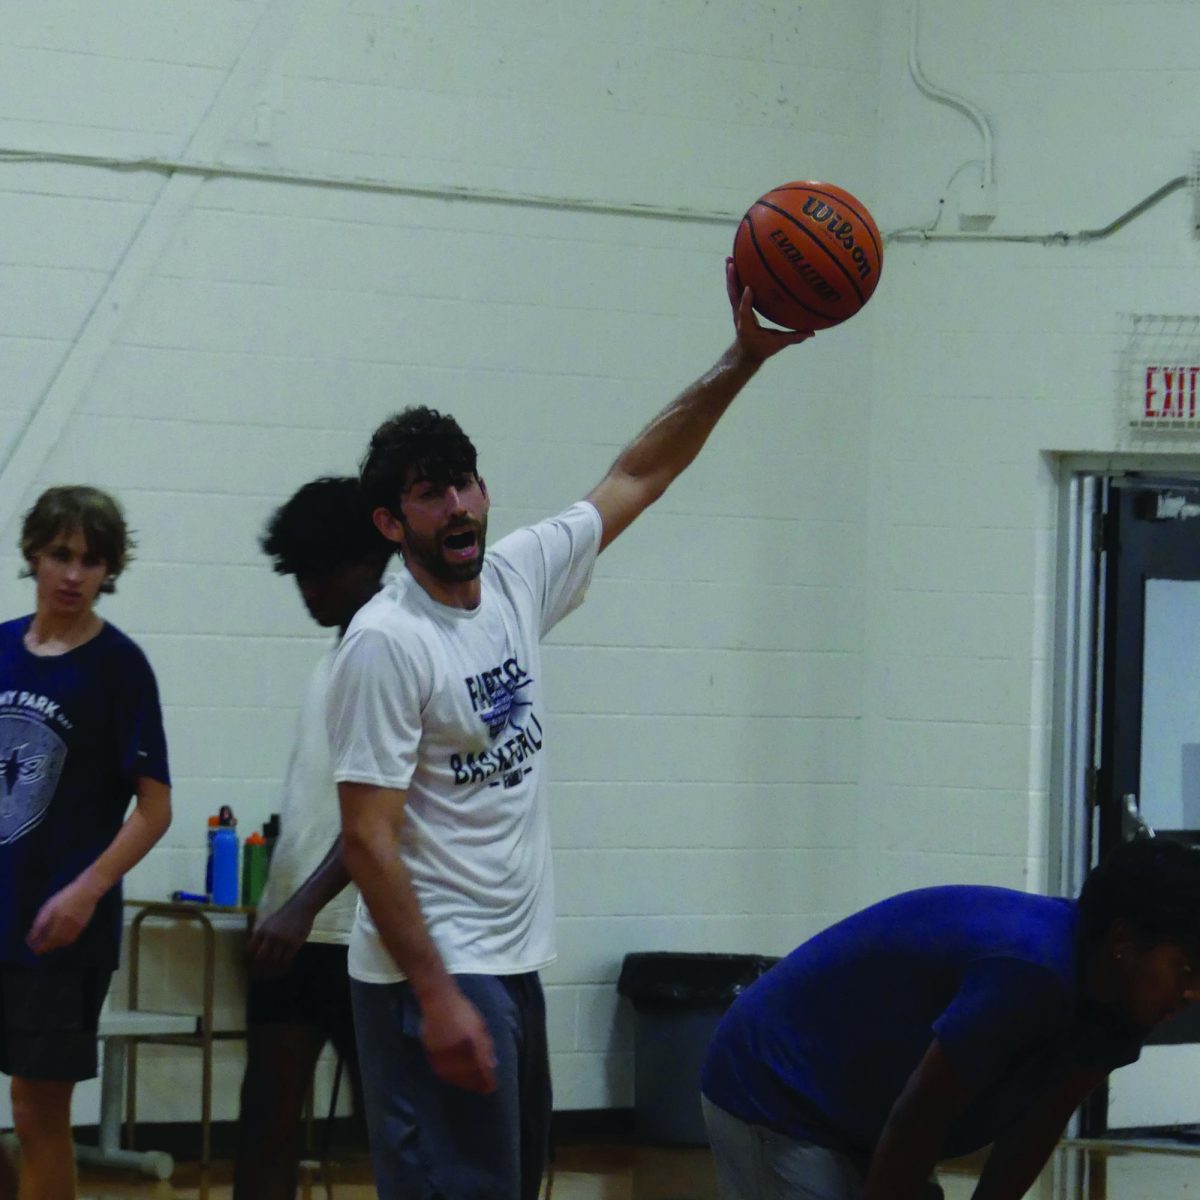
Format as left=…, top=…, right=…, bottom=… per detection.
left=0, top=0, right=1196, bottom=1129
left=862, top=0, right=1200, bottom=909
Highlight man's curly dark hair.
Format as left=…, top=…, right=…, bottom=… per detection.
left=360, top=406, right=479, bottom=514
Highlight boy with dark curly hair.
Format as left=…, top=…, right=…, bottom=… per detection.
left=233, top=476, right=392, bottom=1200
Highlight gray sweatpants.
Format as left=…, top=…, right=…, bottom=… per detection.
left=701, top=1096, right=945, bottom=1200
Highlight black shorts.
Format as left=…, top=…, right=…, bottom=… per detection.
left=246, top=941, right=356, bottom=1060
left=0, top=964, right=113, bottom=1081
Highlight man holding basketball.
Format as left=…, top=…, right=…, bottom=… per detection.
left=701, top=837, right=1200, bottom=1200
left=327, top=263, right=808, bottom=1200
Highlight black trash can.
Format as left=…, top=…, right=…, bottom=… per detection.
left=617, top=951, right=778, bottom=1146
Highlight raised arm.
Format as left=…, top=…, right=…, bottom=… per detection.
left=585, top=260, right=810, bottom=552
left=338, top=780, right=497, bottom=1094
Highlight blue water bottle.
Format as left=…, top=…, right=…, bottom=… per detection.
left=211, top=826, right=239, bottom=906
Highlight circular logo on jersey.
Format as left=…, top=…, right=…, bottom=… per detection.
left=0, top=713, right=67, bottom=844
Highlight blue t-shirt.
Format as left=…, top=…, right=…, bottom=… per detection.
left=701, top=886, right=1144, bottom=1160
left=0, top=616, right=170, bottom=969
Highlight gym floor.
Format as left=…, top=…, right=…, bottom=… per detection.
left=69, top=1138, right=1200, bottom=1199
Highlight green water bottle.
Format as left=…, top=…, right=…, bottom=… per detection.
left=242, top=831, right=269, bottom=907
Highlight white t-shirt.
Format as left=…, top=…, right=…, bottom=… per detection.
left=256, top=645, right=358, bottom=944
left=327, top=501, right=603, bottom=983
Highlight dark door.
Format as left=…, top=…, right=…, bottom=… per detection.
left=1087, top=475, right=1200, bottom=1135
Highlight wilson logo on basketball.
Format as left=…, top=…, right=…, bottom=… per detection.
left=732, top=179, right=882, bottom=332
left=767, top=230, right=841, bottom=302
left=801, top=198, right=874, bottom=281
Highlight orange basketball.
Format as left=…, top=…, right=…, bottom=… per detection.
left=732, top=181, right=883, bottom=332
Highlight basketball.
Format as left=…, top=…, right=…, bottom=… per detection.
left=732, top=181, right=883, bottom=332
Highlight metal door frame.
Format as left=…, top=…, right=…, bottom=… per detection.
left=1051, top=454, right=1200, bottom=1162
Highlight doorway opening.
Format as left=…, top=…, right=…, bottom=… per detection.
left=1055, top=463, right=1200, bottom=1141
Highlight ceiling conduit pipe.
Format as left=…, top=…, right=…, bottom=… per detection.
left=893, top=1, right=1190, bottom=244
left=908, top=0, right=996, bottom=219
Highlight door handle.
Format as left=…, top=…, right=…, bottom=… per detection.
left=1122, top=793, right=1156, bottom=840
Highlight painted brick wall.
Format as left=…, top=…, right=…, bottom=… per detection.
left=2, top=0, right=1195, bottom=1132
left=0, top=0, right=878, bottom=1124
left=859, top=0, right=1200, bottom=913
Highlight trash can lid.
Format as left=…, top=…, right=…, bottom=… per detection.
left=616, top=951, right=780, bottom=1012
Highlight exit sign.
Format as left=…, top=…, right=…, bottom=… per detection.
left=1122, top=316, right=1200, bottom=433
left=1143, top=365, right=1200, bottom=422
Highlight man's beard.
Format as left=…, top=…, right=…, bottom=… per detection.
left=403, top=516, right=488, bottom=583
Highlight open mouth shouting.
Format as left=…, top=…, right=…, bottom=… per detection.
left=441, top=524, right=483, bottom=565
left=403, top=510, right=490, bottom=587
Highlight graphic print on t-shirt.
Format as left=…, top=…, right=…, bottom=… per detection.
left=465, top=655, right=534, bottom=737
left=0, top=703, right=68, bottom=844
left=452, top=654, right=544, bottom=790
